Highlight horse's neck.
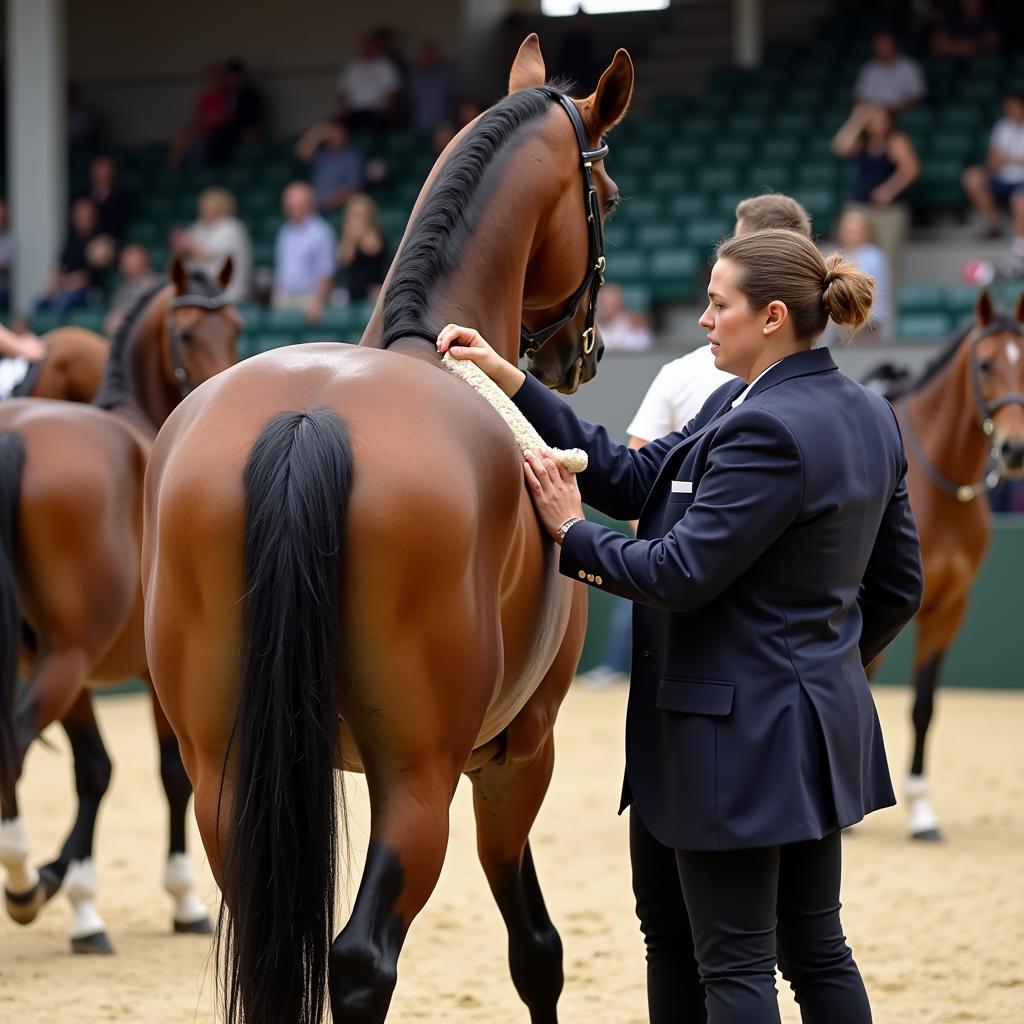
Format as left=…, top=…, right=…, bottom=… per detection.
left=907, top=347, right=990, bottom=481
left=106, top=300, right=178, bottom=433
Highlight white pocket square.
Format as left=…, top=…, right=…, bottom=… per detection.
left=671, top=480, right=694, bottom=494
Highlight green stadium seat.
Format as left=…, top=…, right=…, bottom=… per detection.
left=614, top=145, right=657, bottom=172
left=680, top=117, right=716, bottom=140
left=29, top=310, right=62, bottom=335
left=125, top=221, right=163, bottom=246
left=747, top=164, right=793, bottom=193
left=252, top=241, right=275, bottom=268
left=715, top=190, right=750, bottom=218
left=937, top=105, right=980, bottom=133
left=664, top=142, right=703, bottom=167
left=235, top=304, right=267, bottom=332
left=603, top=220, right=633, bottom=249
left=774, top=112, right=814, bottom=136
left=647, top=169, right=687, bottom=196
left=898, top=283, right=945, bottom=316
left=726, top=114, right=764, bottom=138
left=619, top=196, right=664, bottom=224
left=619, top=283, right=652, bottom=314
left=713, top=141, right=754, bottom=164
left=64, top=308, right=105, bottom=333
left=683, top=218, right=732, bottom=254
left=898, top=313, right=951, bottom=342
left=796, top=160, right=842, bottom=187
left=943, top=284, right=982, bottom=323
left=695, top=168, right=740, bottom=193
left=263, top=308, right=306, bottom=337
left=928, top=134, right=973, bottom=161
left=634, top=223, right=681, bottom=249
left=252, top=333, right=295, bottom=354
left=241, top=188, right=279, bottom=216
left=605, top=249, right=649, bottom=286
left=760, top=139, right=802, bottom=163
left=666, top=194, right=711, bottom=220
left=649, top=249, right=700, bottom=302
left=378, top=207, right=410, bottom=242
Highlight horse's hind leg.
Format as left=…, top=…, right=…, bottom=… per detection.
left=1, top=646, right=90, bottom=927
left=470, top=736, right=563, bottom=1024
left=149, top=686, right=211, bottom=935
left=31, top=690, right=115, bottom=954
left=329, top=755, right=464, bottom=1024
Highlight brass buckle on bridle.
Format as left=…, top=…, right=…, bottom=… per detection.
left=582, top=327, right=596, bottom=355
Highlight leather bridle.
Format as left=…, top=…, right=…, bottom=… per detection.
left=519, top=90, right=609, bottom=386
left=898, top=321, right=1024, bottom=502
left=166, top=291, right=231, bottom=397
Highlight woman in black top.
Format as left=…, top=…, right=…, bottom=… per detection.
left=337, top=193, right=389, bottom=303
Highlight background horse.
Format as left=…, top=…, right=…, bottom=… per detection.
left=143, top=36, right=631, bottom=1024
left=0, top=256, right=240, bottom=954
left=872, top=290, right=1024, bottom=840
left=13, top=327, right=108, bottom=403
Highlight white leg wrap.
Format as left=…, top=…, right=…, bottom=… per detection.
left=164, top=853, right=208, bottom=925
left=0, top=817, right=39, bottom=895
left=905, top=774, right=940, bottom=834
left=64, top=858, right=106, bottom=940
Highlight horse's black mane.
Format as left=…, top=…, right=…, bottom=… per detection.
left=380, top=84, right=563, bottom=349
left=92, top=268, right=223, bottom=411
left=889, top=311, right=1022, bottom=401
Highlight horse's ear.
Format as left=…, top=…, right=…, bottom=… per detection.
left=169, top=254, right=189, bottom=295
left=218, top=255, right=234, bottom=292
left=976, top=288, right=994, bottom=327
left=586, top=49, right=634, bottom=135
left=509, top=33, right=546, bottom=94
left=1016, top=290, right=1024, bottom=325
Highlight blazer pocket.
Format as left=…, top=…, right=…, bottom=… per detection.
left=656, top=677, right=735, bottom=716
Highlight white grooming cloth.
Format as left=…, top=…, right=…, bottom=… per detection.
left=442, top=353, right=588, bottom=474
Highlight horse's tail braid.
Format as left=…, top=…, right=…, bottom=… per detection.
left=218, top=409, right=353, bottom=1024
left=0, top=432, right=25, bottom=790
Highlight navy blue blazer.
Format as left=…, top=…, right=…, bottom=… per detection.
left=513, top=347, right=923, bottom=851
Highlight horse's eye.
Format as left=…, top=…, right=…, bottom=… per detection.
left=179, top=330, right=194, bottom=344
left=977, top=359, right=993, bottom=374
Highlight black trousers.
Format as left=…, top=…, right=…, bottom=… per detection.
left=630, top=810, right=872, bottom=1023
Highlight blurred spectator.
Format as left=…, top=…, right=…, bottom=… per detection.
left=409, top=40, right=460, bottom=138
left=337, top=34, right=402, bottom=134
left=455, top=98, right=484, bottom=131
left=962, top=93, right=1024, bottom=241
left=37, top=198, right=111, bottom=312
left=169, top=64, right=228, bottom=168
left=0, top=323, right=46, bottom=399
left=557, top=6, right=600, bottom=97
left=67, top=81, right=98, bottom=151
left=853, top=31, right=926, bottom=112
left=835, top=210, right=893, bottom=342
left=170, top=187, right=251, bottom=304
left=295, top=119, right=364, bottom=212
left=432, top=121, right=457, bottom=157
left=273, top=183, right=336, bottom=323
left=0, top=199, right=11, bottom=313
left=374, top=25, right=410, bottom=83
left=337, top=194, right=389, bottom=304
left=84, top=156, right=132, bottom=243
left=104, top=244, right=160, bottom=336
left=833, top=104, right=920, bottom=289
left=930, top=0, right=1001, bottom=60
left=208, top=59, right=266, bottom=163
left=596, top=284, right=653, bottom=353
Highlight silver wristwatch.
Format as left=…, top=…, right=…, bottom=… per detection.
left=556, top=516, right=583, bottom=544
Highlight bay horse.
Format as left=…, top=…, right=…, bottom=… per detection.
left=143, top=36, right=631, bottom=1024
left=12, top=327, right=108, bottom=403
left=879, top=290, right=1024, bottom=840
left=0, top=256, right=241, bottom=954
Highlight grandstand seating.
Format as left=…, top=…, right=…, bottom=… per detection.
left=39, top=13, right=1020, bottom=352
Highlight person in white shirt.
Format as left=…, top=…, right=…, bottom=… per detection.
left=962, top=93, right=1024, bottom=247
left=171, top=187, right=252, bottom=304
left=337, top=34, right=402, bottom=134
left=597, top=284, right=654, bottom=353
left=853, top=31, right=926, bottom=113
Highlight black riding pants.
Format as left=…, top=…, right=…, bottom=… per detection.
left=629, top=810, right=872, bottom=1023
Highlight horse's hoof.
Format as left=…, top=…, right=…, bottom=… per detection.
left=71, top=930, right=115, bottom=955
left=174, top=915, right=213, bottom=936
left=910, top=827, right=944, bottom=843
left=5, top=883, right=45, bottom=925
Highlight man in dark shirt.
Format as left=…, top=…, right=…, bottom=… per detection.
left=86, top=155, right=132, bottom=241
left=295, top=119, right=364, bottom=212
left=37, top=198, right=110, bottom=312
left=931, top=0, right=1002, bottom=59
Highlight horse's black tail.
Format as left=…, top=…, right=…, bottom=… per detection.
left=218, top=410, right=353, bottom=1024
left=0, top=432, right=25, bottom=791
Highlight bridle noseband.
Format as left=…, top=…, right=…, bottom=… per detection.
left=166, top=291, right=231, bottom=397
left=898, top=321, right=1024, bottom=502
left=519, top=90, right=609, bottom=379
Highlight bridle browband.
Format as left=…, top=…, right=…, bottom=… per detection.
left=166, top=291, right=231, bottom=397
left=898, top=318, right=1024, bottom=502
left=518, top=89, right=609, bottom=379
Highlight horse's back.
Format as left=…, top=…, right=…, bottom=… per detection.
left=146, top=343, right=576, bottom=759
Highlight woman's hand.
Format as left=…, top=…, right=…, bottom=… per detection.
left=436, top=324, right=525, bottom=397
left=523, top=447, right=585, bottom=543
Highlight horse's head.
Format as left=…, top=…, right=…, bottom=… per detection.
left=966, top=290, right=1024, bottom=478
left=162, top=255, right=242, bottom=396
left=511, top=35, right=634, bottom=394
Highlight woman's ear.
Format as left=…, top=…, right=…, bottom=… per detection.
left=762, top=300, right=789, bottom=335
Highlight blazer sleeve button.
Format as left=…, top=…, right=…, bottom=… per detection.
left=586, top=573, right=595, bottom=582
left=595, top=576, right=603, bottom=585
left=578, top=570, right=587, bottom=579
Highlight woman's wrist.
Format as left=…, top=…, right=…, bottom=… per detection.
left=496, top=364, right=526, bottom=397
